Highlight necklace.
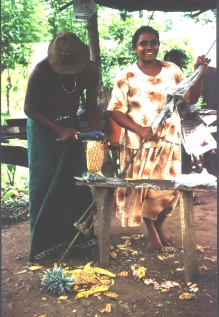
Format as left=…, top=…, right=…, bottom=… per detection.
left=59, top=74, right=77, bottom=93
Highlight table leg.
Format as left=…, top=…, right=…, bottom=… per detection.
left=180, top=190, right=198, bottom=282
left=95, top=187, right=114, bottom=268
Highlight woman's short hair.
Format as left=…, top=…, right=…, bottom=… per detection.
left=132, top=26, right=160, bottom=48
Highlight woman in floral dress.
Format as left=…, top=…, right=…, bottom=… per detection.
left=107, top=26, right=210, bottom=252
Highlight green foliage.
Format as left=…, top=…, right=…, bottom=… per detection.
left=1, top=159, right=29, bottom=192
left=1, top=0, right=51, bottom=73
left=183, top=9, right=216, bottom=25
left=99, top=13, right=195, bottom=87
left=4, top=164, right=16, bottom=186
left=1, top=188, right=29, bottom=221
left=42, top=267, right=75, bottom=295
left=195, top=95, right=207, bottom=110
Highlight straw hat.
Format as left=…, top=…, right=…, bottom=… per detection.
left=48, top=31, right=90, bottom=74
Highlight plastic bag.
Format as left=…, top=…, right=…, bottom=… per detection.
left=174, top=169, right=217, bottom=188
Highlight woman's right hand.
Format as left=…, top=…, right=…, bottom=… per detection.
left=58, top=127, right=80, bottom=142
left=138, top=126, right=155, bottom=141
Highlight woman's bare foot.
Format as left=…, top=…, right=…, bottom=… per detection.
left=155, top=222, right=175, bottom=246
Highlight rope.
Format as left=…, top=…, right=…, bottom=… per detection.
left=147, top=11, right=154, bottom=26
left=205, top=39, right=216, bottom=57
left=117, top=139, right=146, bottom=178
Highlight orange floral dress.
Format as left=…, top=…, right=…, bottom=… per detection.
left=107, top=61, right=189, bottom=226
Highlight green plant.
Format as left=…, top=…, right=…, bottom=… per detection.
left=4, top=164, right=16, bottom=186
left=195, top=95, right=207, bottom=110
left=42, top=267, right=75, bottom=295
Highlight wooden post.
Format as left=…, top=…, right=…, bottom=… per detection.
left=180, top=190, right=198, bottom=282
left=95, top=187, right=114, bottom=267
left=86, top=12, right=107, bottom=122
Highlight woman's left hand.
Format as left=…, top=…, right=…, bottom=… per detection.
left=194, top=55, right=211, bottom=75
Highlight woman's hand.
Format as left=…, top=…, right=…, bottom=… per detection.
left=58, top=127, right=80, bottom=142
left=194, top=55, right=211, bottom=75
left=138, top=126, right=155, bottom=141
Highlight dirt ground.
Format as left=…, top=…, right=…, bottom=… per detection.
left=1, top=191, right=217, bottom=317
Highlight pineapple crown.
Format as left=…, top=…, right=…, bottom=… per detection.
left=42, top=267, right=75, bottom=295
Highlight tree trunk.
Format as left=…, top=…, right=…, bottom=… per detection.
left=86, top=12, right=107, bottom=123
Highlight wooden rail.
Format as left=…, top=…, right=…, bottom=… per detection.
left=75, top=178, right=217, bottom=283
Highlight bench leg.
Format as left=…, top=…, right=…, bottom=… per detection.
left=95, top=187, right=114, bottom=268
left=180, top=191, right=198, bottom=282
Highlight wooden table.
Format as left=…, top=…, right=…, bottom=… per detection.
left=76, top=178, right=217, bottom=283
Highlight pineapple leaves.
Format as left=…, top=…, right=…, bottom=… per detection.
left=42, top=267, right=75, bottom=295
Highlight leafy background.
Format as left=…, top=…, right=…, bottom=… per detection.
left=1, top=3, right=216, bottom=205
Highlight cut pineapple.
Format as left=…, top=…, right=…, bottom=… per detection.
left=86, top=141, right=104, bottom=173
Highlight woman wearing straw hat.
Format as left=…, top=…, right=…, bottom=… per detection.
left=24, top=31, right=102, bottom=265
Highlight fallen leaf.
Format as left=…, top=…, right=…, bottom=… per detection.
left=57, top=295, right=68, bottom=300
left=120, top=236, right=132, bottom=240
left=199, top=265, right=209, bottom=270
left=17, top=270, right=27, bottom=274
left=189, top=283, right=198, bottom=288
left=163, top=247, right=177, bottom=253
left=41, top=297, right=47, bottom=301
left=179, top=293, right=195, bottom=300
left=196, top=245, right=205, bottom=253
left=161, top=281, right=175, bottom=288
left=172, top=282, right=181, bottom=288
left=161, top=288, right=170, bottom=293
left=28, top=265, right=45, bottom=271
left=117, top=245, right=129, bottom=250
left=100, top=303, right=112, bottom=313
left=131, top=234, right=144, bottom=240
left=124, top=240, right=131, bottom=246
left=104, top=291, right=119, bottom=298
left=176, top=267, right=184, bottom=271
left=75, top=286, right=110, bottom=299
left=131, top=250, right=142, bottom=256
left=154, top=283, right=162, bottom=290
left=93, top=267, right=116, bottom=277
left=190, top=287, right=199, bottom=293
left=211, top=256, right=217, bottom=262
left=117, top=271, right=128, bottom=277
left=109, top=252, right=117, bottom=259
left=144, top=278, right=156, bottom=285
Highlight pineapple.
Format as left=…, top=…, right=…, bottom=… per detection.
left=86, top=141, right=104, bottom=173
left=42, top=267, right=75, bottom=295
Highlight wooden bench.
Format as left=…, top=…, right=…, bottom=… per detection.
left=75, top=178, right=217, bottom=283
left=1, top=118, right=217, bottom=282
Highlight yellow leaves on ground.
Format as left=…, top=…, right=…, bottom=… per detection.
left=109, top=252, right=117, bottom=258
left=103, top=291, right=119, bottom=299
left=196, top=245, right=210, bottom=253
left=100, top=303, right=112, bottom=313
left=130, top=264, right=146, bottom=279
left=179, top=293, right=195, bottom=300
left=57, top=295, right=68, bottom=300
left=28, top=265, right=45, bottom=271
left=41, top=297, right=47, bottom=301
left=117, top=271, right=128, bottom=277
left=204, top=255, right=217, bottom=262
left=61, top=262, right=116, bottom=299
left=75, top=286, right=110, bottom=299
